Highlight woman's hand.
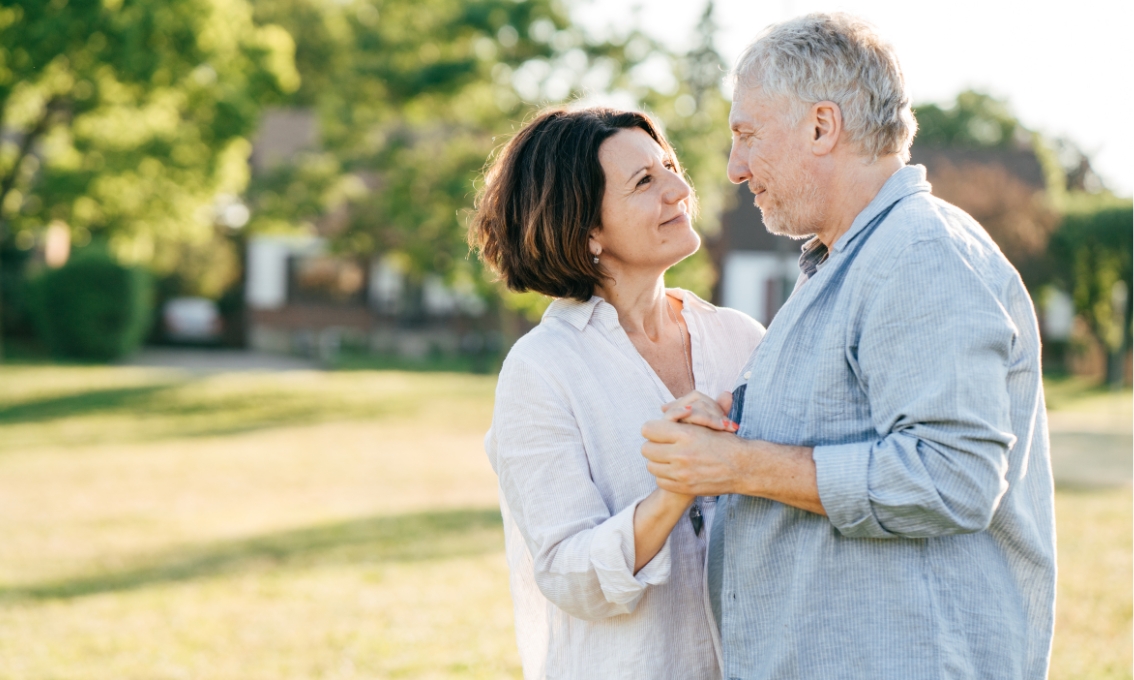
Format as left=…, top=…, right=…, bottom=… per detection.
left=661, top=390, right=738, bottom=433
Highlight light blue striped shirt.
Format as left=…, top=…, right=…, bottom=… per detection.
left=711, top=165, right=1056, bottom=680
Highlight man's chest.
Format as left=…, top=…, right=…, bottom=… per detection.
left=738, top=277, right=875, bottom=447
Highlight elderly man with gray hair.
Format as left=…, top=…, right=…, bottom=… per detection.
left=642, top=13, right=1056, bottom=679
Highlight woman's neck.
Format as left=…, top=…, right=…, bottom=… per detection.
left=593, top=270, right=673, bottom=341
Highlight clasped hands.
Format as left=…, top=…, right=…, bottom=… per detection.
left=642, top=391, right=827, bottom=515
left=640, top=390, right=748, bottom=498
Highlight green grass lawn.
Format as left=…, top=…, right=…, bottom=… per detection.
left=0, top=364, right=1128, bottom=678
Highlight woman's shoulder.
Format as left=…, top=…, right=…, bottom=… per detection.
left=498, top=310, right=589, bottom=382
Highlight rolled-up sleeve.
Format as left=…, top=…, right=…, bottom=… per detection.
left=814, top=237, right=1019, bottom=539
left=491, top=355, right=670, bottom=621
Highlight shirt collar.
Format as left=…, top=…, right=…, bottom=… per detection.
left=829, top=164, right=931, bottom=254
left=543, top=288, right=712, bottom=332
left=543, top=295, right=604, bottom=331
left=795, top=165, right=930, bottom=278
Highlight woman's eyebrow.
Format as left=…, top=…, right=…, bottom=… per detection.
left=625, top=156, right=662, bottom=185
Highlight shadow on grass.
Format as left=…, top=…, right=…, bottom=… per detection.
left=0, top=508, right=503, bottom=602
left=0, top=376, right=409, bottom=445
left=0, top=383, right=178, bottom=425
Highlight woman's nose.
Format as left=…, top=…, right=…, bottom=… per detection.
left=664, top=173, right=692, bottom=204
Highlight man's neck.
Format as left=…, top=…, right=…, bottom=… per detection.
left=813, top=155, right=905, bottom=249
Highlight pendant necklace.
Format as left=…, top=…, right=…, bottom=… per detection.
left=666, top=296, right=704, bottom=536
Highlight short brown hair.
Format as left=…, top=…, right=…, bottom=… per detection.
left=470, top=107, right=691, bottom=301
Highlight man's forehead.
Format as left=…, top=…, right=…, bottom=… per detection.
left=729, top=86, right=774, bottom=128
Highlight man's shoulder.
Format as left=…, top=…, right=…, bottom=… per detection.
left=864, top=191, right=1014, bottom=280
left=884, top=191, right=995, bottom=248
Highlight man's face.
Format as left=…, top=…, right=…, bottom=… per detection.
left=727, top=86, right=825, bottom=238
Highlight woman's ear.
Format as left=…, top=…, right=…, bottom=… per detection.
left=588, top=232, right=602, bottom=257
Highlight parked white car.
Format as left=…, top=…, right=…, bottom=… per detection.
left=163, top=297, right=222, bottom=343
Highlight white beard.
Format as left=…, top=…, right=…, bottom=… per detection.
left=759, top=164, right=826, bottom=240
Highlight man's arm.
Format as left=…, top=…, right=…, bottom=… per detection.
left=641, top=421, right=825, bottom=516
left=809, top=237, right=1018, bottom=539
left=643, top=236, right=1020, bottom=538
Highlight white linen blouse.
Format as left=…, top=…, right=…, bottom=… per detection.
left=485, top=289, right=765, bottom=679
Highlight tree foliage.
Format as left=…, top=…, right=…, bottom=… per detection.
left=913, top=91, right=1030, bottom=150
left=0, top=0, right=298, bottom=273
left=1047, top=199, right=1133, bottom=386
left=243, top=0, right=732, bottom=315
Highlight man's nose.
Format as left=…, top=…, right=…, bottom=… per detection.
left=726, top=142, right=749, bottom=185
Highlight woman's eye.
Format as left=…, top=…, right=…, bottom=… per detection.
left=637, top=175, right=652, bottom=187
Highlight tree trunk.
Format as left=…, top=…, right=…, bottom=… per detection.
left=1106, top=349, right=1128, bottom=390
left=0, top=97, right=64, bottom=362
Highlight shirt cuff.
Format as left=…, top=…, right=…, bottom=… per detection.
left=589, top=493, right=673, bottom=608
left=813, top=441, right=892, bottom=539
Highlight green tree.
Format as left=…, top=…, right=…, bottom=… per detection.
left=639, top=1, right=733, bottom=297
left=0, top=0, right=298, bottom=357
left=245, top=0, right=730, bottom=322
left=1048, top=199, right=1133, bottom=388
left=914, top=91, right=1029, bottom=150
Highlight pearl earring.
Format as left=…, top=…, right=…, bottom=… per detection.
left=592, top=255, right=599, bottom=264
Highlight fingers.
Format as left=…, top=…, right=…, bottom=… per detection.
left=641, top=418, right=685, bottom=444
left=716, top=391, right=734, bottom=415
left=661, top=390, right=715, bottom=414
left=641, top=440, right=669, bottom=463
left=645, top=460, right=692, bottom=495
left=663, top=403, right=738, bottom=432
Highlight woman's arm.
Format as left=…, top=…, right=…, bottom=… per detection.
left=492, top=354, right=687, bottom=621
left=633, top=488, right=695, bottom=573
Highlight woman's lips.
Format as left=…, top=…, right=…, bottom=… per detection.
left=661, top=213, right=690, bottom=227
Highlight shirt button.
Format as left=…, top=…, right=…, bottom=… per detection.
left=743, top=371, right=751, bottom=380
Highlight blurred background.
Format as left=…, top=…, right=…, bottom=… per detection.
left=0, top=0, right=1128, bottom=678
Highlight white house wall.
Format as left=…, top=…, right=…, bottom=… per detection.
left=720, top=251, right=799, bottom=325
left=246, top=235, right=324, bottom=310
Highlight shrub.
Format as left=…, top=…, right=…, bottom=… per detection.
left=27, top=250, right=154, bottom=361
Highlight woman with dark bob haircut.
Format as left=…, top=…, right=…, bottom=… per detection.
left=472, top=107, right=765, bottom=679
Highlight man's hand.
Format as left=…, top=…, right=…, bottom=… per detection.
left=641, top=419, right=749, bottom=496
left=640, top=419, right=827, bottom=516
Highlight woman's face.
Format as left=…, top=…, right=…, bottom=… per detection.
left=591, top=128, right=699, bottom=277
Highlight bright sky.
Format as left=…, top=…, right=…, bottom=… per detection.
left=572, top=0, right=1134, bottom=196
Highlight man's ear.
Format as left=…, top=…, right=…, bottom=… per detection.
left=810, top=101, right=842, bottom=156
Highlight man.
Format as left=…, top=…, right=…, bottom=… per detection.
left=641, top=13, right=1056, bottom=680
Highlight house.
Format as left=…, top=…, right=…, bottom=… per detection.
left=243, top=109, right=488, bottom=359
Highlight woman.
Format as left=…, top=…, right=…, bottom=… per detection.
left=471, top=107, right=764, bottom=679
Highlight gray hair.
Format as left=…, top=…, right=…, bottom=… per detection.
left=732, top=13, right=917, bottom=162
